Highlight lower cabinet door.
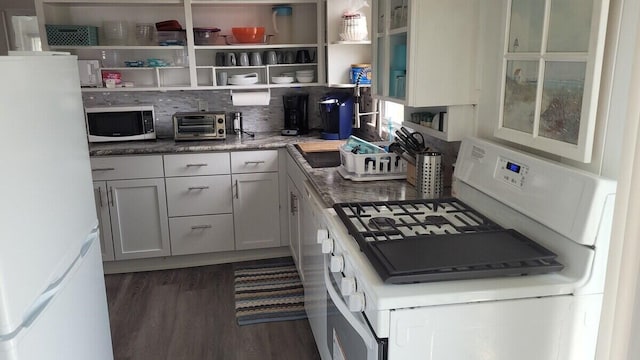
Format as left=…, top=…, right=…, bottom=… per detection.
left=108, top=178, right=171, bottom=260
left=232, top=172, right=281, bottom=250
left=169, top=214, right=235, bottom=256
left=93, top=181, right=115, bottom=261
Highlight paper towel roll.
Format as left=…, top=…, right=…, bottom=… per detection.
left=231, top=90, right=271, bottom=106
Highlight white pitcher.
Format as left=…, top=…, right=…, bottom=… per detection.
left=272, top=5, right=293, bottom=44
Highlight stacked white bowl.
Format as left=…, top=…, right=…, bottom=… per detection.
left=295, top=70, right=314, bottom=83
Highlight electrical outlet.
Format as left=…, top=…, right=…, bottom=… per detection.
left=197, top=100, right=208, bottom=112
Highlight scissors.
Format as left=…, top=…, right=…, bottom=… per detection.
left=400, top=127, right=426, bottom=153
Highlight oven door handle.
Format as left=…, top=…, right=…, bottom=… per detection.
left=323, top=264, right=377, bottom=350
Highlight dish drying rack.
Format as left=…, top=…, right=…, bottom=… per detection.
left=337, top=140, right=408, bottom=181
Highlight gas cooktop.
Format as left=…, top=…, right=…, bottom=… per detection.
left=333, top=198, right=564, bottom=284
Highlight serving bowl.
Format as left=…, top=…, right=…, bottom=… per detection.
left=232, top=27, right=265, bottom=43
left=194, top=27, right=221, bottom=45
left=228, top=72, right=259, bottom=85
left=296, top=75, right=314, bottom=83
left=272, top=76, right=295, bottom=84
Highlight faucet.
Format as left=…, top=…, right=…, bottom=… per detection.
left=353, top=77, right=379, bottom=129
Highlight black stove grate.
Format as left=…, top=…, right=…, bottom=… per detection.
left=333, top=198, right=564, bottom=284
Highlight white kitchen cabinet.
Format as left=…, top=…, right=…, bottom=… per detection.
left=372, top=0, right=479, bottom=107
left=231, top=149, right=279, bottom=173
left=325, top=0, right=372, bottom=87
left=34, top=0, right=325, bottom=91
left=287, top=175, right=302, bottom=276
left=495, top=0, right=609, bottom=162
left=107, top=178, right=171, bottom=260
left=165, top=175, right=233, bottom=217
left=232, top=172, right=281, bottom=250
left=231, top=150, right=281, bottom=251
left=90, top=156, right=170, bottom=261
left=402, top=105, right=475, bottom=142
left=93, top=181, right=114, bottom=262
left=168, top=214, right=235, bottom=256
left=163, top=153, right=235, bottom=255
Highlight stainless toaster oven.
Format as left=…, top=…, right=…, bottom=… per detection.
left=173, top=112, right=226, bottom=140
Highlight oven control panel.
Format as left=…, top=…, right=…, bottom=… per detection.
left=495, top=156, right=529, bottom=188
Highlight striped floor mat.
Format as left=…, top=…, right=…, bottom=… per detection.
left=234, top=258, right=306, bottom=326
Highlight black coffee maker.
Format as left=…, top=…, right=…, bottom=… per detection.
left=282, top=93, right=309, bottom=136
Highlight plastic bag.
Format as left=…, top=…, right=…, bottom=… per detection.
left=343, top=0, right=370, bottom=17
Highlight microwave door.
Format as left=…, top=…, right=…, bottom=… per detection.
left=88, top=111, right=144, bottom=137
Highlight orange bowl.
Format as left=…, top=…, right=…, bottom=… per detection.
left=232, top=27, right=265, bottom=43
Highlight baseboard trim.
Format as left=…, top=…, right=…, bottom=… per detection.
left=103, top=246, right=292, bottom=274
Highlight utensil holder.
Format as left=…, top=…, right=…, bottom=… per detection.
left=416, top=152, right=443, bottom=198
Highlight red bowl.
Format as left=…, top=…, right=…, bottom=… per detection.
left=232, top=27, right=266, bottom=43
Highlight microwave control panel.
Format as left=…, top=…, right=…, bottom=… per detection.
left=142, top=110, right=155, bottom=133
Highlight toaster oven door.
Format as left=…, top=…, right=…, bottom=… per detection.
left=174, top=113, right=225, bottom=140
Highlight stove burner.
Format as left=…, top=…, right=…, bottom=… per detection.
left=368, top=217, right=396, bottom=229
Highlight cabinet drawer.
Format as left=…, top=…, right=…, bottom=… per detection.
left=231, top=150, right=278, bottom=173
left=169, top=214, right=235, bottom=256
left=90, top=155, right=164, bottom=181
left=164, top=153, right=230, bottom=177
left=165, top=175, right=232, bottom=217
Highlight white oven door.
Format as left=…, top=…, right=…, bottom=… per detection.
left=324, top=256, right=386, bottom=360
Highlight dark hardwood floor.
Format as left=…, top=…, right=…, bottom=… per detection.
left=104, top=260, right=321, bottom=360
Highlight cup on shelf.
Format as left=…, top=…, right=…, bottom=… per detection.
left=217, top=71, right=228, bottom=86
left=283, top=51, right=295, bottom=64
left=225, top=52, right=236, bottom=66
left=102, top=20, right=128, bottom=45
left=215, top=52, right=226, bottom=66
left=265, top=50, right=278, bottom=65
left=250, top=52, right=262, bottom=66
left=238, top=52, right=249, bottom=66
left=135, top=23, right=154, bottom=45
left=295, top=49, right=314, bottom=63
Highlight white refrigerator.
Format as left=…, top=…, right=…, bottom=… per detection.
left=0, top=54, right=114, bottom=360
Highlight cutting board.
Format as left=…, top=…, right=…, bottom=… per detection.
left=296, top=141, right=345, bottom=153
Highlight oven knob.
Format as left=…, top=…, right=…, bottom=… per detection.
left=340, top=277, right=356, bottom=296
left=217, top=117, right=224, bottom=124
left=321, top=238, right=333, bottom=254
left=317, top=229, right=329, bottom=244
left=330, top=255, right=344, bottom=273
left=348, top=292, right=366, bottom=312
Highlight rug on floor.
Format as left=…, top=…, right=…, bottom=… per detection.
left=234, top=258, right=306, bottom=326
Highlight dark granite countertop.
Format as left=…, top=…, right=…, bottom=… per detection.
left=88, top=132, right=324, bottom=156
left=88, top=131, right=420, bottom=207
left=285, top=144, right=419, bottom=207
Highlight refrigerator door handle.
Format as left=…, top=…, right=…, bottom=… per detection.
left=19, top=230, right=99, bottom=334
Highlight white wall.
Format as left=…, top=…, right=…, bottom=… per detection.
left=0, top=0, right=36, bottom=55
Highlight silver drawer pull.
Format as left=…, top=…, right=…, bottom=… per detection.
left=188, top=186, right=210, bottom=190
left=92, top=167, right=115, bottom=172
left=186, top=163, right=208, bottom=167
left=191, top=225, right=212, bottom=230
left=244, top=160, right=265, bottom=165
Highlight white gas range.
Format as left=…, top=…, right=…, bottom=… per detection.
left=304, top=137, right=616, bottom=360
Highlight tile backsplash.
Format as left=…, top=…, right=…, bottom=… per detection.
left=82, top=87, right=332, bottom=139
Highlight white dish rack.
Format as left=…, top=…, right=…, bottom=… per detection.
left=338, top=142, right=408, bottom=181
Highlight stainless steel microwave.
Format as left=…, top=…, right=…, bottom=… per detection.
left=85, top=105, right=156, bottom=143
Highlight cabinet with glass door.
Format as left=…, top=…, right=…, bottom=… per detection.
left=372, top=0, right=479, bottom=107
left=496, top=0, right=609, bottom=162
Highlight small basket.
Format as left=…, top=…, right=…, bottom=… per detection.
left=45, top=25, right=99, bottom=46
left=338, top=142, right=407, bottom=181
